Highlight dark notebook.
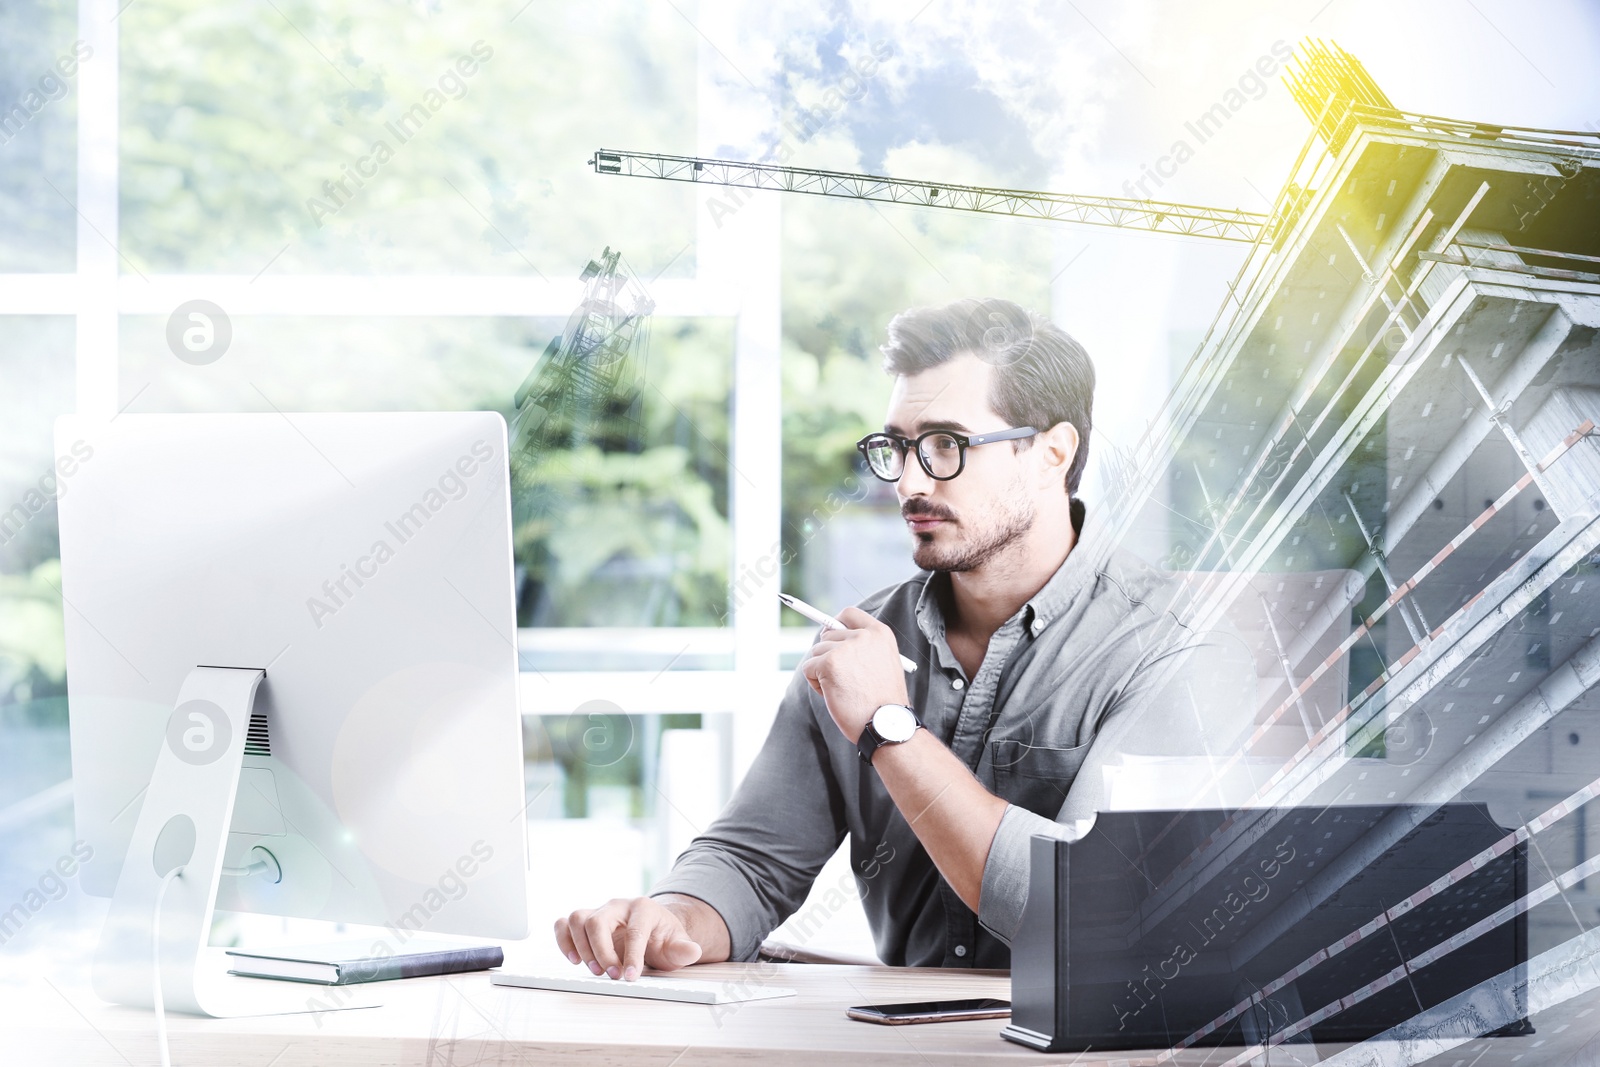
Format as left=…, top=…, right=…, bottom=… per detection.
left=225, top=939, right=504, bottom=985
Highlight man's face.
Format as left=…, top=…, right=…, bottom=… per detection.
left=882, top=352, right=1039, bottom=573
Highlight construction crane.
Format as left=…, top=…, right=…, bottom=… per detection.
left=509, top=245, right=655, bottom=470
left=588, top=42, right=1402, bottom=246
left=508, top=246, right=658, bottom=625
left=590, top=148, right=1272, bottom=242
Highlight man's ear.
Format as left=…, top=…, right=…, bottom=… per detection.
left=1033, top=421, right=1079, bottom=489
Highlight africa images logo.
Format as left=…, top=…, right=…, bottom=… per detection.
left=165, top=300, right=232, bottom=365
left=166, top=700, right=232, bottom=766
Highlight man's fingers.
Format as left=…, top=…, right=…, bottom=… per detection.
left=561, top=898, right=709, bottom=978
left=799, top=647, right=827, bottom=694
left=564, top=909, right=602, bottom=975
left=657, top=935, right=703, bottom=969
left=618, top=910, right=652, bottom=981
left=553, top=915, right=581, bottom=966
left=836, top=606, right=878, bottom=630
left=584, top=909, right=624, bottom=977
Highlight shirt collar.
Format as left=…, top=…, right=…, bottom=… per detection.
left=913, top=498, right=1095, bottom=649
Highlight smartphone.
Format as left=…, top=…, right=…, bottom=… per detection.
left=845, top=998, right=1012, bottom=1025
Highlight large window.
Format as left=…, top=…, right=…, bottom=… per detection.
left=0, top=0, right=784, bottom=925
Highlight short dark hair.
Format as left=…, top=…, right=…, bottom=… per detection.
left=879, top=298, right=1095, bottom=495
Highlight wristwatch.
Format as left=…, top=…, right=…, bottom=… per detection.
left=856, top=703, right=922, bottom=765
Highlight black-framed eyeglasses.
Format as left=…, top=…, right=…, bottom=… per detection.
left=855, top=426, right=1039, bottom=482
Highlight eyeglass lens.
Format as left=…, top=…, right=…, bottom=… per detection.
left=864, top=433, right=963, bottom=480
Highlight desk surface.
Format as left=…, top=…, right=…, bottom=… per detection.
left=9, top=961, right=1039, bottom=1066
left=10, top=957, right=1600, bottom=1066
left=0, top=957, right=1342, bottom=1067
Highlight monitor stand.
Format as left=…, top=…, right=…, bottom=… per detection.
left=92, top=666, right=379, bottom=1017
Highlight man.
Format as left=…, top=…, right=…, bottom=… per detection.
left=554, top=297, right=1256, bottom=981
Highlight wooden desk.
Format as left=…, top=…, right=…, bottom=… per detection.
left=9, top=961, right=1041, bottom=1065
left=11, top=957, right=1599, bottom=1065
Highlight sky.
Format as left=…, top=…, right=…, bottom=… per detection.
left=681, top=0, right=1600, bottom=494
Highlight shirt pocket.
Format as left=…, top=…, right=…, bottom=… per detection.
left=989, top=739, right=1092, bottom=818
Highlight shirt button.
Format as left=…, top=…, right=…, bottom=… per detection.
left=952, top=678, right=964, bottom=691
left=953, top=945, right=967, bottom=958
left=1031, top=619, right=1044, bottom=636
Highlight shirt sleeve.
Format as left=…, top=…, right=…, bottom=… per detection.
left=649, top=666, right=849, bottom=962
left=976, top=621, right=1259, bottom=944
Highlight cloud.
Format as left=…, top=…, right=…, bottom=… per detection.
left=878, top=138, right=1002, bottom=186
left=875, top=0, right=1133, bottom=170
left=692, top=0, right=1130, bottom=186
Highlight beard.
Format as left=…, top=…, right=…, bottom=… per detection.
left=909, top=491, right=1038, bottom=573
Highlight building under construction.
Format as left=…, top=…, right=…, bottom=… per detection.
left=1111, top=42, right=1600, bottom=1061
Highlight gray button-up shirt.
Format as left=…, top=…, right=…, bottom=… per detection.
left=651, top=501, right=1258, bottom=968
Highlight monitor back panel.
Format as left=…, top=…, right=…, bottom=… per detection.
left=57, top=412, right=528, bottom=938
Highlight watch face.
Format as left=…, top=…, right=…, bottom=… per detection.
left=873, top=704, right=919, bottom=743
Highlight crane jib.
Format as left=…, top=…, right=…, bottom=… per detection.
left=589, top=149, right=1271, bottom=244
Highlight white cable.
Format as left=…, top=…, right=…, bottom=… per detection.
left=219, top=860, right=265, bottom=877
left=153, top=865, right=184, bottom=1067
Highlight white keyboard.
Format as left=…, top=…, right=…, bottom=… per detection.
left=490, top=970, right=795, bottom=1005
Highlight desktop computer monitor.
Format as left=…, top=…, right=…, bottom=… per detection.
left=56, top=411, right=529, bottom=1012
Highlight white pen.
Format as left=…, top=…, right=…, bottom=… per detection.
left=778, top=592, right=919, bottom=673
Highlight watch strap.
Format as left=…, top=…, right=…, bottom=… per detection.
left=856, top=705, right=921, bottom=765
left=856, top=720, right=886, bottom=764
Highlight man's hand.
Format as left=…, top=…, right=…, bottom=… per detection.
left=798, top=606, right=911, bottom=744
left=553, top=895, right=723, bottom=981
